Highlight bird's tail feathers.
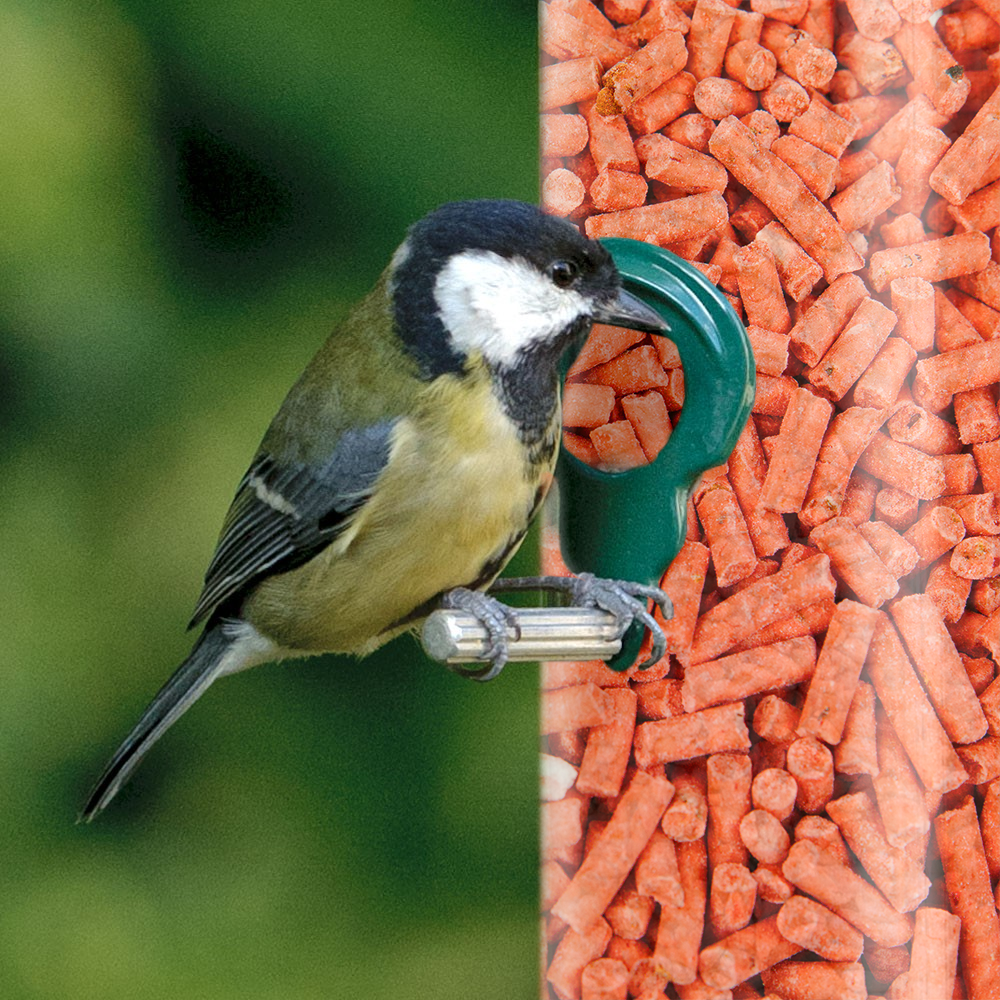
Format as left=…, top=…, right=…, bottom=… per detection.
left=81, top=626, right=237, bottom=821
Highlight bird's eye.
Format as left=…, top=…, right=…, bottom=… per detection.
left=550, top=259, right=579, bottom=289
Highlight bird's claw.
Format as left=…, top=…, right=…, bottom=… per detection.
left=564, top=573, right=673, bottom=669
left=440, top=587, right=522, bottom=681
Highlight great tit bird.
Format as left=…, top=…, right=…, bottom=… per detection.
left=82, top=199, right=670, bottom=820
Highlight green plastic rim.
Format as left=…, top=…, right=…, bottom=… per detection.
left=555, top=238, right=756, bottom=669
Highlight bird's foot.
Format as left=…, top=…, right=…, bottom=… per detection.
left=493, top=574, right=673, bottom=669
left=439, top=587, right=522, bottom=681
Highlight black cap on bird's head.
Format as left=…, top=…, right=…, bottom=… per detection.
left=391, top=200, right=667, bottom=379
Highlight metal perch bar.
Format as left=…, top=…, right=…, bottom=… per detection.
left=421, top=607, right=624, bottom=664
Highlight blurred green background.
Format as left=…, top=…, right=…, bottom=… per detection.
left=1, top=2, right=541, bottom=997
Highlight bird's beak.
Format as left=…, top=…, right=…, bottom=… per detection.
left=592, top=287, right=669, bottom=334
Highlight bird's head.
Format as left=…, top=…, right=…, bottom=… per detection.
left=389, top=200, right=667, bottom=379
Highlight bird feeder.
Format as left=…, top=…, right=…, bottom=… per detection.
left=422, top=238, right=754, bottom=670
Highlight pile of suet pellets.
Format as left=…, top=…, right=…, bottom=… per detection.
left=539, top=1, right=1000, bottom=997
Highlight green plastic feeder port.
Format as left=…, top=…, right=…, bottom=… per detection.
left=556, top=238, right=756, bottom=670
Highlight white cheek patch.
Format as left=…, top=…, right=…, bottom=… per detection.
left=433, top=249, right=589, bottom=366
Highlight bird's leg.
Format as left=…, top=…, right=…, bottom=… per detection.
left=490, top=573, right=673, bottom=669
left=438, top=587, right=523, bottom=682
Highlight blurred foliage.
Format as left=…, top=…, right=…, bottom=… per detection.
left=1, top=1, right=541, bottom=997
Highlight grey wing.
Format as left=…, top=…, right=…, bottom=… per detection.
left=188, top=420, right=396, bottom=628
